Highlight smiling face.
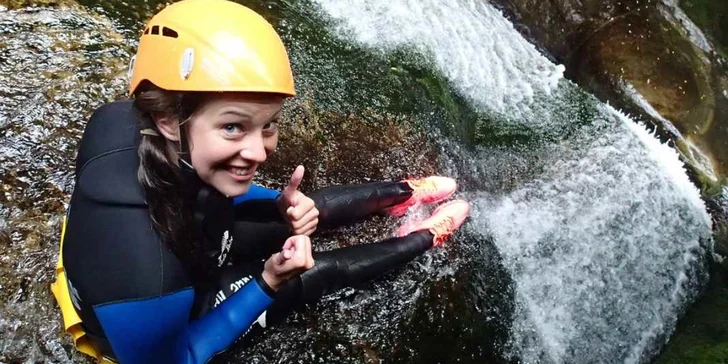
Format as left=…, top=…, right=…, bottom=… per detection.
left=183, top=92, right=283, bottom=197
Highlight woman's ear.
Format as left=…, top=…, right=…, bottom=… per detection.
left=153, top=112, right=180, bottom=141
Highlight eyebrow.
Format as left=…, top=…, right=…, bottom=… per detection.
left=218, top=109, right=253, bottom=119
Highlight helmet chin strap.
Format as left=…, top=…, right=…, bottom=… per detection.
left=179, top=157, right=195, bottom=172
left=177, top=122, right=195, bottom=172
left=176, top=120, right=236, bottom=270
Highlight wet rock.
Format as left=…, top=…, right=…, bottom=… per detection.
left=679, top=0, right=728, bottom=58
left=653, top=262, right=728, bottom=363
left=709, top=190, right=728, bottom=271
left=259, top=96, right=441, bottom=191
left=488, top=1, right=728, bottom=362
left=0, top=0, right=76, bottom=9
left=492, top=0, right=728, bottom=191
left=0, top=4, right=128, bottom=363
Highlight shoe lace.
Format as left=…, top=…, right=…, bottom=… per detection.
left=409, top=178, right=436, bottom=193
left=430, top=216, right=454, bottom=244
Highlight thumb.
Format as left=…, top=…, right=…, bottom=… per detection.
left=279, top=235, right=299, bottom=264
left=274, top=246, right=294, bottom=266
left=282, top=165, right=305, bottom=203
left=281, top=247, right=293, bottom=260
left=272, top=251, right=286, bottom=266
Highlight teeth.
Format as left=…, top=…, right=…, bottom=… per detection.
left=231, top=167, right=249, bottom=176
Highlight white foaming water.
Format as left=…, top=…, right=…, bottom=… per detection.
left=312, top=0, right=564, bottom=123
left=312, top=0, right=713, bottom=362
left=471, top=105, right=711, bottom=363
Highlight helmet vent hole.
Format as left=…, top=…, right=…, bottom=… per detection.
left=162, top=27, right=178, bottom=38
left=151, top=25, right=160, bottom=35
left=143, top=27, right=150, bottom=35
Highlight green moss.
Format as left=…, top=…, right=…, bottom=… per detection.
left=656, top=265, right=728, bottom=364
left=680, top=0, right=728, bottom=60
left=265, top=0, right=485, bottom=146
left=0, top=0, right=75, bottom=9
left=404, top=62, right=480, bottom=145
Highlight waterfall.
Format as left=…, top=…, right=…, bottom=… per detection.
left=310, top=0, right=713, bottom=362
left=0, top=0, right=715, bottom=362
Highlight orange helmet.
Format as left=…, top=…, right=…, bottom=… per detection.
left=128, top=0, right=295, bottom=97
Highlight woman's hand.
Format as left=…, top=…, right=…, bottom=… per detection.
left=278, top=165, right=319, bottom=236
left=261, top=235, right=315, bottom=291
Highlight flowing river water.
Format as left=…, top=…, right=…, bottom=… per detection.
left=0, top=0, right=717, bottom=363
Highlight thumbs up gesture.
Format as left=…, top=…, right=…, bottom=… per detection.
left=262, top=235, right=315, bottom=291
left=278, top=165, right=319, bottom=236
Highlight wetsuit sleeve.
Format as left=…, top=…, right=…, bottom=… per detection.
left=232, top=184, right=280, bottom=206
left=92, top=278, right=273, bottom=364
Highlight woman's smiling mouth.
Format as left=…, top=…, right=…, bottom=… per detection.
left=227, top=165, right=256, bottom=181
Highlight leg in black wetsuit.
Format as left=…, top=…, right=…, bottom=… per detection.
left=195, top=180, right=431, bottom=322
left=198, top=231, right=433, bottom=328
left=310, top=181, right=413, bottom=229
left=267, top=230, right=433, bottom=324
left=230, top=181, right=414, bottom=261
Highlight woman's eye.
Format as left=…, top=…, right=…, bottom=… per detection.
left=222, top=123, right=242, bottom=135
left=263, top=121, right=279, bottom=131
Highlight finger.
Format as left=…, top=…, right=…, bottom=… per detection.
left=295, top=237, right=314, bottom=270
left=292, top=235, right=306, bottom=252
left=281, top=235, right=305, bottom=263
left=283, top=244, right=302, bottom=268
left=282, top=235, right=298, bottom=251
left=286, top=203, right=304, bottom=222
left=282, top=165, right=305, bottom=201
left=287, top=196, right=315, bottom=220
left=305, top=246, right=315, bottom=269
left=286, top=202, right=319, bottom=221
left=301, top=227, right=317, bottom=237
left=295, top=218, right=318, bottom=235
left=292, top=225, right=313, bottom=236
left=290, top=209, right=319, bottom=230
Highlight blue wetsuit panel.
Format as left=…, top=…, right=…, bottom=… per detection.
left=94, top=281, right=273, bottom=364
left=233, top=185, right=280, bottom=205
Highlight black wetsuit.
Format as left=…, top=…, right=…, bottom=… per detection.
left=62, top=100, right=433, bottom=363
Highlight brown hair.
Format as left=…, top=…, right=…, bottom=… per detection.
left=133, top=83, right=208, bottom=274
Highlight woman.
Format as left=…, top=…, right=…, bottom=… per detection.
left=50, top=0, right=471, bottom=362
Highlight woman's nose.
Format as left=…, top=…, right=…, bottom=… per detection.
left=239, top=132, right=267, bottom=163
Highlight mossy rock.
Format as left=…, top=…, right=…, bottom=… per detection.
left=680, top=0, right=728, bottom=60
left=0, top=0, right=76, bottom=9
left=493, top=0, right=728, bottom=186
left=654, top=264, right=728, bottom=364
